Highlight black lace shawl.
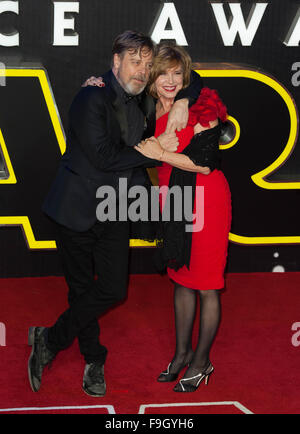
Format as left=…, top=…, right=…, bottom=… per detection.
left=154, top=123, right=222, bottom=273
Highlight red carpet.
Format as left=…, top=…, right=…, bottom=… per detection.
left=0, top=272, right=300, bottom=414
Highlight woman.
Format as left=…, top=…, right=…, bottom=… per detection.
left=134, top=44, right=231, bottom=392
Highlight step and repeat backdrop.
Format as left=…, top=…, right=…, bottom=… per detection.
left=0, top=0, right=299, bottom=277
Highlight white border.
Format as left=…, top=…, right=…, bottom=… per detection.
left=0, top=404, right=116, bottom=414
left=0, top=401, right=254, bottom=414
left=138, top=401, right=254, bottom=414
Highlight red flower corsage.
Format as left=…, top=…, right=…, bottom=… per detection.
left=188, top=87, right=228, bottom=127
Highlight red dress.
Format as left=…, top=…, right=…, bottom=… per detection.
left=155, top=113, right=232, bottom=290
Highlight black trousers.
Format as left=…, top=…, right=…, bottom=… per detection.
left=46, top=220, right=130, bottom=365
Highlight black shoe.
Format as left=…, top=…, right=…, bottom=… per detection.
left=27, top=327, right=56, bottom=392
left=173, top=362, right=214, bottom=392
left=82, top=363, right=106, bottom=397
left=157, top=352, right=194, bottom=382
left=157, top=362, right=186, bottom=382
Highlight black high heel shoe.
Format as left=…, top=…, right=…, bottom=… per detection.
left=157, top=362, right=186, bottom=382
left=173, top=362, right=214, bottom=392
left=157, top=351, right=194, bottom=382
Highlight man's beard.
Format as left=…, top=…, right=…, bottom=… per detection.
left=118, top=73, right=147, bottom=95
left=125, top=81, right=146, bottom=95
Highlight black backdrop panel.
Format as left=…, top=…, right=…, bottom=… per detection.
left=0, top=0, right=300, bottom=277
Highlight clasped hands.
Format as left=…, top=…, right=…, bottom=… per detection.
left=134, top=136, right=165, bottom=160
left=134, top=124, right=181, bottom=160
left=83, top=76, right=210, bottom=173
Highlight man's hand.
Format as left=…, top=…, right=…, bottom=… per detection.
left=82, top=76, right=105, bottom=87
left=157, top=132, right=179, bottom=152
left=166, top=98, right=189, bottom=133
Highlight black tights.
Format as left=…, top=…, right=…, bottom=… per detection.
left=169, top=283, right=221, bottom=379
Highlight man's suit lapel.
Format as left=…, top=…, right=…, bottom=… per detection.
left=102, top=70, right=129, bottom=145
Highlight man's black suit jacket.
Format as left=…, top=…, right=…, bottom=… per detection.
left=43, top=69, right=202, bottom=232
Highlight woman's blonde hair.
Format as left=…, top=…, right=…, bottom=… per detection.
left=148, top=43, right=192, bottom=98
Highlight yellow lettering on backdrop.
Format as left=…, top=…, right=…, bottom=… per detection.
left=0, top=68, right=299, bottom=249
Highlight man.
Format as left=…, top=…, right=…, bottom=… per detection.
left=28, top=30, right=202, bottom=397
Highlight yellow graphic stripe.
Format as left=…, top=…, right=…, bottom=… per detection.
left=0, top=216, right=56, bottom=249
left=0, top=69, right=65, bottom=249
left=195, top=68, right=300, bottom=245
left=196, top=68, right=299, bottom=189
left=0, top=129, right=17, bottom=183
left=129, top=239, right=156, bottom=247
left=229, top=233, right=300, bottom=245
left=220, top=115, right=241, bottom=150
left=4, top=69, right=66, bottom=154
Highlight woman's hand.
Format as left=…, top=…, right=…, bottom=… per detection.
left=157, top=132, right=179, bottom=152
left=134, top=137, right=165, bottom=160
left=166, top=99, right=189, bottom=133
left=194, top=119, right=218, bottom=134
left=82, top=76, right=105, bottom=87
left=135, top=137, right=211, bottom=175
left=200, top=166, right=211, bottom=175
